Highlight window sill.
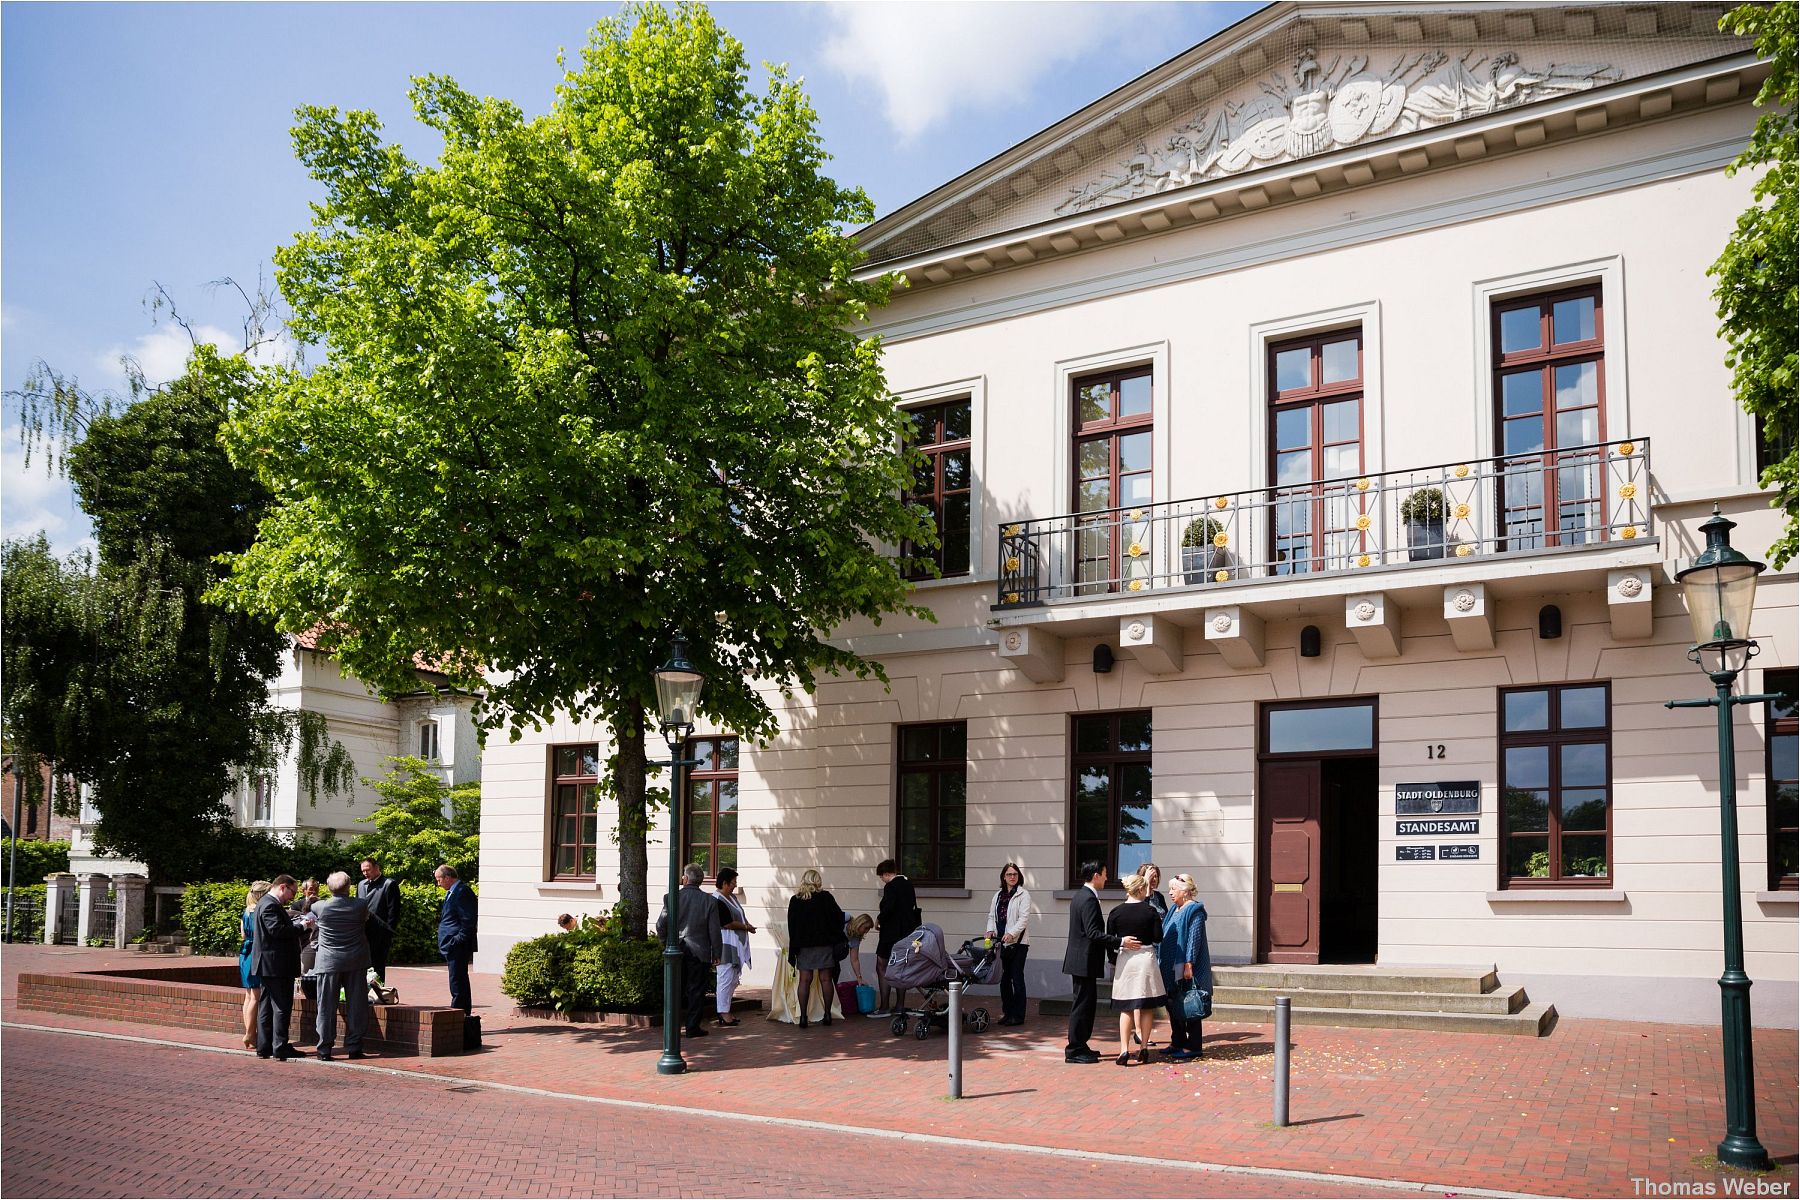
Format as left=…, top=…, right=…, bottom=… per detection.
left=537, top=880, right=604, bottom=894
left=1754, top=891, right=1798, bottom=906
left=1485, top=889, right=1626, bottom=904
left=914, top=886, right=972, bottom=900
left=906, top=574, right=986, bottom=592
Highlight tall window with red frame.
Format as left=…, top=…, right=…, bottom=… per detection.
left=1493, top=286, right=1605, bottom=549
left=1268, top=330, right=1363, bottom=574
left=1072, top=368, right=1152, bottom=595
left=1767, top=670, right=1797, bottom=890
left=682, top=737, right=739, bottom=877
left=903, top=398, right=972, bottom=579
left=550, top=744, right=601, bottom=880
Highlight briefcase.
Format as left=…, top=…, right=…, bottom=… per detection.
left=463, top=1014, right=482, bottom=1050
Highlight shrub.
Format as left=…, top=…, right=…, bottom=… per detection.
left=0, top=839, right=71, bottom=883
left=343, top=757, right=480, bottom=885
left=501, top=926, right=663, bottom=1013
left=185, top=828, right=351, bottom=887
left=1181, top=516, right=1224, bottom=548
left=1399, top=486, right=1447, bottom=522
left=178, top=878, right=460, bottom=963
left=1, top=885, right=48, bottom=943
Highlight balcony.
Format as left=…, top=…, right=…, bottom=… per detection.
left=986, top=444, right=1656, bottom=676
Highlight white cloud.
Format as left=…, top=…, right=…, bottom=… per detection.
left=0, top=435, right=91, bottom=555
left=93, top=321, right=242, bottom=392
left=820, top=1, right=1118, bottom=141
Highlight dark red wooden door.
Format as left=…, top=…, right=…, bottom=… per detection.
left=1259, top=760, right=1322, bottom=964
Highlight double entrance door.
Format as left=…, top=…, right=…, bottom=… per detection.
left=1256, top=699, right=1379, bottom=965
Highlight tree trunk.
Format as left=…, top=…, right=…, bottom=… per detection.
left=613, top=711, right=650, bottom=937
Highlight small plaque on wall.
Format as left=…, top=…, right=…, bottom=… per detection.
left=1439, top=845, right=1480, bottom=861
left=1396, top=845, right=1436, bottom=862
left=1397, top=818, right=1479, bottom=836
left=1395, top=781, right=1480, bottom=815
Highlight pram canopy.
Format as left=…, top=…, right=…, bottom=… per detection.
left=885, top=923, right=957, bottom=990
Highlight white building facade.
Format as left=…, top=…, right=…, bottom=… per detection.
left=476, top=2, right=1797, bottom=1025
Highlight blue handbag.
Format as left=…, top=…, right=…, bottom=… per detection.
left=1179, top=978, right=1212, bottom=1022
left=854, top=983, right=877, bottom=1013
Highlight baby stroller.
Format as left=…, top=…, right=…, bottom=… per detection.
left=884, top=924, right=1001, bottom=1039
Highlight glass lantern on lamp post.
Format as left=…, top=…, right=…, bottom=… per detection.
left=1667, top=506, right=1773, bottom=1171
left=654, top=632, right=704, bottom=1076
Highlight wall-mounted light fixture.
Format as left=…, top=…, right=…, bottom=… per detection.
left=1538, top=605, right=1563, bottom=640
left=1300, top=625, right=1322, bottom=658
left=1092, top=644, right=1115, bottom=674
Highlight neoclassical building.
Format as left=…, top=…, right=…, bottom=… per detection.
left=476, top=1, right=1796, bottom=1026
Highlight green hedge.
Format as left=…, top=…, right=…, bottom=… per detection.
left=501, top=926, right=663, bottom=1013
left=180, top=879, right=462, bottom=965
left=1, top=885, right=48, bottom=944
left=1, top=840, right=71, bottom=883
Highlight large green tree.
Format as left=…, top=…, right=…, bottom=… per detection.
left=217, top=3, right=931, bottom=933
left=1712, top=2, right=1798, bottom=568
left=3, top=345, right=354, bottom=880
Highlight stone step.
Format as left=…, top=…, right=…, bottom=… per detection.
left=1207, top=1000, right=1558, bottom=1037
left=1212, top=984, right=1527, bottom=1015
left=1212, top=963, right=1499, bottom=995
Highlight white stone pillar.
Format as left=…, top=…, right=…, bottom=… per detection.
left=76, top=872, right=110, bottom=946
left=42, top=872, right=74, bottom=944
left=113, top=874, right=148, bottom=949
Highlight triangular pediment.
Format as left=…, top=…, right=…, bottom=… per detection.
left=859, top=2, right=1747, bottom=268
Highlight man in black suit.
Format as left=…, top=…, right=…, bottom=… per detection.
left=357, top=857, right=401, bottom=983
left=252, top=874, right=304, bottom=1061
left=1062, top=860, right=1141, bottom=1063
left=434, top=863, right=478, bottom=1014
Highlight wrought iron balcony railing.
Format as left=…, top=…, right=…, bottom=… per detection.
left=996, top=439, right=1651, bottom=609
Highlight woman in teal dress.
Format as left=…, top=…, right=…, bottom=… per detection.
left=239, top=880, right=270, bottom=1049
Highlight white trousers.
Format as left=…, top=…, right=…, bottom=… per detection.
left=716, top=961, right=743, bottom=1014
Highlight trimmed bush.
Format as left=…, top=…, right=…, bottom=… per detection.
left=179, top=879, right=464, bottom=964
left=1, top=885, right=48, bottom=943
left=501, top=926, right=663, bottom=1013
left=0, top=840, right=71, bottom=883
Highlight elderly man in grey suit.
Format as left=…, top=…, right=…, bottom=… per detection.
left=311, top=871, right=372, bottom=1061
left=654, top=863, right=722, bottom=1038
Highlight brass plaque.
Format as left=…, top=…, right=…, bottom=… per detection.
left=1273, top=883, right=1304, bottom=894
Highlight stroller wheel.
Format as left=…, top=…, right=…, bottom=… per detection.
left=890, top=1015, right=909, bottom=1037
left=970, top=1007, right=990, bottom=1033
left=914, top=1016, right=932, bottom=1040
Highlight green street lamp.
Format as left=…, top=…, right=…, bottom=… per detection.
left=653, top=631, right=705, bottom=1076
left=1667, top=506, right=1774, bottom=1172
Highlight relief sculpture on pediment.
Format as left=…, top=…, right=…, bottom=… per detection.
left=1056, top=49, right=1621, bottom=215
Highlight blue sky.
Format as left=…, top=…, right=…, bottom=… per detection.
left=2, top=1, right=1262, bottom=554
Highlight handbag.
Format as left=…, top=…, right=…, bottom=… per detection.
left=1179, top=978, right=1212, bottom=1022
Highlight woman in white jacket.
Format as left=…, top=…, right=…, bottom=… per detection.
left=984, top=863, right=1032, bottom=1025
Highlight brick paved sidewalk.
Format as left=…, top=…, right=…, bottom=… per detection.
left=7, top=945, right=1794, bottom=1198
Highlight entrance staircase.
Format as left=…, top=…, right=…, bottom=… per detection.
left=1210, top=964, right=1556, bottom=1036
left=1039, top=963, right=1556, bottom=1036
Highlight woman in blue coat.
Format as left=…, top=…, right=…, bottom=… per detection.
left=1156, top=873, right=1213, bottom=1061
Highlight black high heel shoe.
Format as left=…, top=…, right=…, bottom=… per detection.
left=1115, top=1051, right=1132, bottom=1066
left=1137, top=1046, right=1150, bottom=1065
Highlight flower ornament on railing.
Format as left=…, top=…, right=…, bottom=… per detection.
left=1004, top=591, right=1021, bottom=604
left=1214, top=569, right=1230, bottom=583
left=1355, top=478, right=1371, bottom=491
left=1454, top=503, right=1471, bottom=520
left=1618, top=483, right=1637, bottom=500
left=1213, top=531, right=1229, bottom=547
left=1128, top=542, right=1146, bottom=558
left=1616, top=442, right=1635, bottom=457
left=1128, top=579, right=1146, bottom=592
left=1455, top=544, right=1473, bottom=557
left=1356, top=554, right=1372, bottom=568
left=1355, top=514, right=1372, bottom=530
left=1004, top=524, right=1023, bottom=537
left=1004, top=556, right=1022, bottom=573
left=1454, top=464, right=1470, bottom=479
left=1621, top=526, right=1639, bottom=539
left=1129, top=508, right=1144, bottom=521
left=1214, top=496, right=1228, bottom=510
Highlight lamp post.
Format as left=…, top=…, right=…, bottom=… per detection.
left=653, top=632, right=705, bottom=1076
left=1666, top=506, right=1774, bottom=1172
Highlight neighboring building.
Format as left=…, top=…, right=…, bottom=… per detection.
left=477, top=2, right=1796, bottom=1025
left=68, top=632, right=481, bottom=876
left=1, top=756, right=77, bottom=845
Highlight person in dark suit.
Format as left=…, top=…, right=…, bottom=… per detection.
left=1062, top=860, right=1142, bottom=1063
left=873, top=858, right=920, bottom=1016
left=251, top=874, right=304, bottom=1061
left=433, top=864, right=478, bottom=1014
left=357, top=857, right=401, bottom=983
left=655, top=863, right=723, bottom=1037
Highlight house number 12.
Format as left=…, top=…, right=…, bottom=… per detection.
left=1426, top=744, right=1446, bottom=760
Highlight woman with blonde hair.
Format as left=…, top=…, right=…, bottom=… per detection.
left=1103, top=872, right=1165, bottom=1065
left=238, top=880, right=272, bottom=1049
left=786, top=868, right=847, bottom=1028
left=1157, top=873, right=1212, bottom=1061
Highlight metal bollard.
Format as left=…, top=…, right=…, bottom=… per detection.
left=947, top=978, right=963, bottom=1099
left=1273, top=995, right=1291, bottom=1127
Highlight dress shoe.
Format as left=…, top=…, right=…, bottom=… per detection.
left=346, top=1051, right=366, bottom=1060
left=273, top=1046, right=297, bottom=1062
left=685, top=1025, right=708, bottom=1037
left=1064, top=1050, right=1101, bottom=1064
left=821, top=1013, right=832, bottom=1027
left=256, top=1051, right=273, bottom=1060
left=1162, top=1048, right=1195, bottom=1061
left=317, top=1050, right=334, bottom=1062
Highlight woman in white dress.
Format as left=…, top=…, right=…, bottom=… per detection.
left=1104, top=873, right=1166, bottom=1065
